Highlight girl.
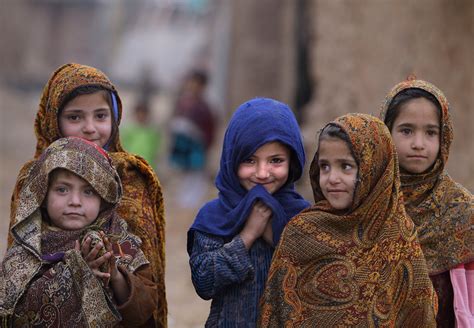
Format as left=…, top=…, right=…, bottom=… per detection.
left=1, top=137, right=157, bottom=326
left=259, top=113, right=437, bottom=327
left=8, top=63, right=167, bottom=328
left=187, top=97, right=310, bottom=327
left=380, top=77, right=473, bottom=327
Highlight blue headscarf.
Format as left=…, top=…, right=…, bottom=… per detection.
left=188, top=98, right=309, bottom=253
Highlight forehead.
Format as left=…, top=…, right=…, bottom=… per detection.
left=395, top=98, right=440, bottom=126
left=49, top=168, right=89, bottom=185
left=62, top=91, right=110, bottom=111
left=252, top=141, right=290, bottom=157
left=318, top=138, right=354, bottom=160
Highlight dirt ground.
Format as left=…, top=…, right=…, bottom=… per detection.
left=0, top=86, right=211, bottom=327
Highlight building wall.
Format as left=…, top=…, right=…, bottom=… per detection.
left=302, top=0, right=473, bottom=192
left=227, top=0, right=297, bottom=115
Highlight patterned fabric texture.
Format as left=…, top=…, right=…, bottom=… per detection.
left=1, top=137, right=149, bottom=327
left=259, top=114, right=437, bottom=327
left=8, top=63, right=167, bottom=327
left=380, top=78, right=473, bottom=275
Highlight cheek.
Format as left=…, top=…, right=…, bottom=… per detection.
left=431, top=137, right=441, bottom=155
left=392, top=136, right=409, bottom=153
left=100, top=121, right=113, bottom=136
left=277, top=165, right=290, bottom=180
left=58, top=119, right=73, bottom=136
left=237, top=166, right=251, bottom=181
left=87, top=199, right=101, bottom=216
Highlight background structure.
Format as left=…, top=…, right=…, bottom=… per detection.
left=1, top=1, right=472, bottom=326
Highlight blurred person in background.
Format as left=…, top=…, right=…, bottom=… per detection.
left=121, top=101, right=162, bottom=170
left=169, top=69, right=216, bottom=208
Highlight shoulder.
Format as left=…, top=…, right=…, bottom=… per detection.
left=437, top=173, right=473, bottom=206
left=109, top=151, right=163, bottom=198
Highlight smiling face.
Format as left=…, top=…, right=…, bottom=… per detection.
left=58, top=91, right=112, bottom=148
left=237, top=141, right=291, bottom=194
left=318, top=137, right=358, bottom=211
left=390, top=97, right=440, bottom=174
left=45, top=169, right=102, bottom=230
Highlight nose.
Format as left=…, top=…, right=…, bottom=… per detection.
left=68, top=191, right=82, bottom=207
left=411, top=132, right=425, bottom=150
left=82, top=118, right=96, bottom=135
left=328, top=169, right=341, bottom=184
left=255, top=162, right=270, bottom=179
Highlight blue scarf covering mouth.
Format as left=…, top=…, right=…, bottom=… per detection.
left=187, top=97, right=309, bottom=253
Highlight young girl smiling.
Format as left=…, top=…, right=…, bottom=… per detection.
left=187, top=97, right=309, bottom=327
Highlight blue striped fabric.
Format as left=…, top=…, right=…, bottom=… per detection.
left=190, top=231, right=274, bottom=327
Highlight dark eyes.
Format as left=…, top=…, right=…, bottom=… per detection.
left=63, top=112, right=109, bottom=121
left=318, top=163, right=354, bottom=171
left=84, top=188, right=97, bottom=196
left=56, top=186, right=67, bottom=193
left=241, top=157, right=286, bottom=165
left=400, top=128, right=412, bottom=135
left=66, top=115, right=80, bottom=121
left=96, top=112, right=109, bottom=120
left=399, top=128, right=438, bottom=136
left=342, top=163, right=353, bottom=170
left=270, top=157, right=285, bottom=164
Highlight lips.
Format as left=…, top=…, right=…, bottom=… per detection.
left=407, top=155, right=428, bottom=160
left=64, top=212, right=84, bottom=217
left=327, top=190, right=346, bottom=194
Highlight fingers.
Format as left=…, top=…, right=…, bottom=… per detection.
left=82, top=238, right=104, bottom=262
left=254, top=200, right=271, bottom=213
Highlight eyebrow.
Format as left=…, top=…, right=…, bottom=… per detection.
left=62, top=107, right=110, bottom=113
left=396, top=122, right=440, bottom=129
left=318, top=157, right=356, bottom=163
left=51, top=179, right=90, bottom=188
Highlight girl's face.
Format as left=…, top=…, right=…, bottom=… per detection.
left=390, top=98, right=440, bottom=174
left=58, top=91, right=112, bottom=148
left=318, top=137, right=358, bottom=211
left=237, top=141, right=291, bottom=194
left=46, top=169, right=101, bottom=230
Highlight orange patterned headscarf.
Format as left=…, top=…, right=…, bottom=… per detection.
left=380, top=78, right=473, bottom=275
left=259, top=114, right=437, bottom=327
left=34, top=63, right=124, bottom=156
left=9, top=63, right=167, bottom=328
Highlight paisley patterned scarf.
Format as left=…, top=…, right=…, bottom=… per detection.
left=259, top=114, right=437, bottom=327
left=8, top=63, right=167, bottom=327
left=380, top=78, right=473, bottom=275
left=1, top=137, right=149, bottom=327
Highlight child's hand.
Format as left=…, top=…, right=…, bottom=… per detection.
left=262, top=220, right=273, bottom=246
left=240, top=200, right=272, bottom=249
left=75, top=237, right=113, bottom=281
left=102, top=233, right=120, bottom=284
left=101, top=233, right=131, bottom=304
